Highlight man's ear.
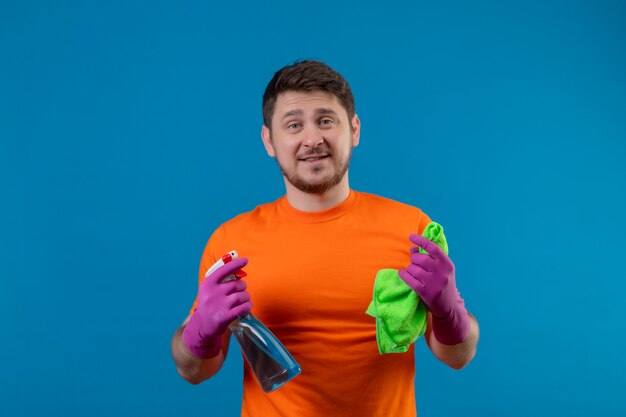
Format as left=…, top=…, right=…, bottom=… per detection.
left=351, top=114, right=361, bottom=148
left=261, top=125, right=276, bottom=157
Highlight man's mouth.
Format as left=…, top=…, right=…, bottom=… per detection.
left=299, top=155, right=330, bottom=162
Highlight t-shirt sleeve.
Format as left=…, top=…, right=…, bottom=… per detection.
left=416, top=209, right=433, bottom=235
left=188, top=225, right=228, bottom=316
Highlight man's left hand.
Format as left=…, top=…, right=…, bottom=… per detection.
left=398, top=233, right=470, bottom=345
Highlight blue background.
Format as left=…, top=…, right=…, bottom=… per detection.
left=1, top=1, right=625, bottom=416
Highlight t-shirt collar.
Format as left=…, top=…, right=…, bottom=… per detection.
left=278, top=189, right=359, bottom=223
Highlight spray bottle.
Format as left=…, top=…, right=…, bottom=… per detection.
left=206, top=251, right=301, bottom=393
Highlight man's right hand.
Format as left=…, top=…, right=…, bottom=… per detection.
left=182, top=257, right=252, bottom=359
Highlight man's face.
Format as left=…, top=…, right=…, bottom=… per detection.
left=261, top=90, right=360, bottom=194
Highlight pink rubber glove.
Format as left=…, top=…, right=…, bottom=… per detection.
left=182, top=257, right=252, bottom=358
left=398, top=234, right=470, bottom=345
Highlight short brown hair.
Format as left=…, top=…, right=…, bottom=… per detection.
left=262, top=60, right=355, bottom=129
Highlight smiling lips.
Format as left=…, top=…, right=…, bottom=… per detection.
left=299, top=155, right=330, bottom=162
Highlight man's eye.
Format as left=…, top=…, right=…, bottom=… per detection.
left=287, top=122, right=300, bottom=129
left=319, top=119, right=333, bottom=126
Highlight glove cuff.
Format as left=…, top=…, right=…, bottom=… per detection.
left=432, top=298, right=471, bottom=345
left=182, top=320, right=222, bottom=359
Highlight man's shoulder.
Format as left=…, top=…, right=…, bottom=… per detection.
left=354, top=191, right=431, bottom=232
left=218, top=198, right=281, bottom=230
left=356, top=190, right=425, bottom=214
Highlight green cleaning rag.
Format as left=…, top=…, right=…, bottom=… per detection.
left=366, top=222, right=449, bottom=354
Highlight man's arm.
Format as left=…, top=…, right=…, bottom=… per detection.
left=398, top=233, right=480, bottom=369
left=171, top=256, right=251, bottom=384
left=171, top=316, right=232, bottom=384
left=425, top=311, right=479, bottom=370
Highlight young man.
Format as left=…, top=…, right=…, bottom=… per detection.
left=171, top=60, right=479, bottom=416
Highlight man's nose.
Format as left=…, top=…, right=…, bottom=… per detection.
left=301, top=124, right=324, bottom=148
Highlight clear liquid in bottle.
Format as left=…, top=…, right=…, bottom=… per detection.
left=229, top=313, right=301, bottom=393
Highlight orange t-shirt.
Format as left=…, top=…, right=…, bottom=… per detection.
left=191, top=190, right=432, bottom=417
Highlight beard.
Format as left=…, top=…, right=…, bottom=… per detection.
left=276, top=145, right=353, bottom=194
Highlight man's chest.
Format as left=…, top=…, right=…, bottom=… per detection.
left=230, top=222, right=411, bottom=327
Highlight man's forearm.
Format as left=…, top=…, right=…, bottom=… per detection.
left=426, top=312, right=479, bottom=370
left=171, top=322, right=229, bottom=384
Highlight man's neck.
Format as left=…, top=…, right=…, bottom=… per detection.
left=283, top=175, right=351, bottom=212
